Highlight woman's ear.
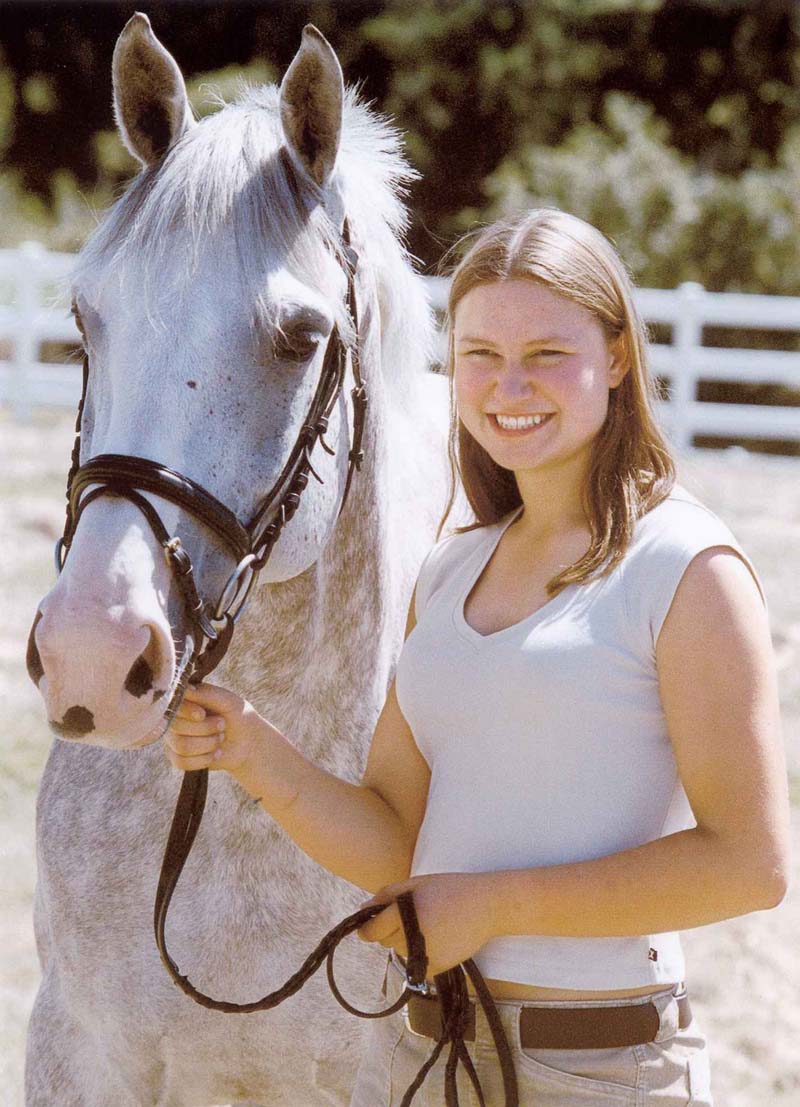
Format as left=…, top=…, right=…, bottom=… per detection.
left=608, top=332, right=629, bottom=389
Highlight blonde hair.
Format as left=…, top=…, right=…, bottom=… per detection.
left=440, top=208, right=676, bottom=595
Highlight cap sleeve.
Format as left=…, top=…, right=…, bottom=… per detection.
left=623, top=496, right=767, bottom=657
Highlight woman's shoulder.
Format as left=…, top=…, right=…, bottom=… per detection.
left=631, top=483, right=740, bottom=552
left=621, top=482, right=766, bottom=648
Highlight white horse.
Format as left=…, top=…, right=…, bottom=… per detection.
left=25, top=14, right=449, bottom=1105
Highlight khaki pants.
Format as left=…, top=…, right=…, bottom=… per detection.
left=349, top=955, right=713, bottom=1106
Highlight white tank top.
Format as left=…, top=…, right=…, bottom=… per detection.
left=395, top=484, right=766, bottom=990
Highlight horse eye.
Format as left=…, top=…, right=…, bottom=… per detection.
left=71, top=299, right=85, bottom=333
left=71, top=299, right=88, bottom=346
left=273, top=330, right=320, bottom=363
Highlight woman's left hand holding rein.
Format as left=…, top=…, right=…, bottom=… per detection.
left=357, top=871, right=498, bottom=978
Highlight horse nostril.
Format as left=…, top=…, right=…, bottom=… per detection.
left=125, top=653, right=154, bottom=698
left=50, top=705, right=95, bottom=739
left=26, top=611, right=44, bottom=685
left=124, top=626, right=165, bottom=699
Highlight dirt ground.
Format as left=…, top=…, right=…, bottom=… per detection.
left=1, top=410, right=798, bottom=1106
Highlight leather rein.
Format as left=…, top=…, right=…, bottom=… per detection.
left=56, top=218, right=518, bottom=1107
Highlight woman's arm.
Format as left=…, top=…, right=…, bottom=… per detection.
left=165, top=595, right=431, bottom=894
left=361, top=547, right=791, bottom=970
left=482, top=545, right=790, bottom=937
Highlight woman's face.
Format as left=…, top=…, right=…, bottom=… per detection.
left=453, top=279, right=626, bottom=478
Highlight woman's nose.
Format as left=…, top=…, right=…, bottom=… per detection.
left=493, top=358, right=538, bottom=398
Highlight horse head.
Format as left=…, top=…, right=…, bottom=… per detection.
left=27, top=13, right=430, bottom=748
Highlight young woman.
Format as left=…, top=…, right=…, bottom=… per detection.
left=166, top=209, right=790, bottom=1105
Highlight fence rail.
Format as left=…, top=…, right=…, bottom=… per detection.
left=424, top=276, right=800, bottom=450
left=0, top=242, right=81, bottom=415
left=2, top=243, right=800, bottom=451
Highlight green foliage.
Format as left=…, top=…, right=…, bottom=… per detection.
left=2, top=0, right=799, bottom=293
left=360, top=0, right=620, bottom=251
left=21, top=74, right=56, bottom=114
left=0, top=49, right=15, bottom=157
left=0, top=57, right=278, bottom=251
left=355, top=0, right=800, bottom=275
left=185, top=59, right=276, bottom=119
left=485, top=93, right=800, bottom=295
left=485, top=93, right=705, bottom=287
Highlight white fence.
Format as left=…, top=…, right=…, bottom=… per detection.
left=2, top=243, right=800, bottom=451
left=0, top=242, right=80, bottom=416
left=424, top=277, right=800, bottom=451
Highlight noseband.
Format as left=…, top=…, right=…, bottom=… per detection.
left=54, top=216, right=518, bottom=1106
left=57, top=219, right=366, bottom=691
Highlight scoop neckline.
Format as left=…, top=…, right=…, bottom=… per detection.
left=453, top=506, right=577, bottom=644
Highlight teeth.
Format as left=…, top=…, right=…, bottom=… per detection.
left=495, top=413, right=550, bottom=430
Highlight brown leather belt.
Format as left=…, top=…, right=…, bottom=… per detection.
left=405, top=987, right=692, bottom=1050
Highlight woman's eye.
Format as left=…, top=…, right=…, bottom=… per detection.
left=531, top=349, right=567, bottom=360
left=274, top=331, right=320, bottom=363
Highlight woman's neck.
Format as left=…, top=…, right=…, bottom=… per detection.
left=512, top=454, right=591, bottom=543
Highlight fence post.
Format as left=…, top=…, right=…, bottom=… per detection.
left=11, top=240, right=46, bottom=421
left=670, top=281, right=704, bottom=452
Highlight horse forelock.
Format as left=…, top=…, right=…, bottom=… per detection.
left=71, top=86, right=432, bottom=397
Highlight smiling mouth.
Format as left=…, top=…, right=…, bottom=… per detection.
left=490, top=413, right=555, bottom=433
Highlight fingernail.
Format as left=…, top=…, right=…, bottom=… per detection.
left=213, top=748, right=223, bottom=760
left=217, top=719, right=225, bottom=732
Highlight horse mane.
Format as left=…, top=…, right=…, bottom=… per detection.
left=73, top=84, right=433, bottom=407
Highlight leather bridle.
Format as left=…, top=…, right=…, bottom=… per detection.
left=54, top=214, right=518, bottom=1107
left=57, top=219, right=366, bottom=697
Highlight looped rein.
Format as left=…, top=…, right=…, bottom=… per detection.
left=58, top=213, right=516, bottom=1103
left=155, top=769, right=518, bottom=1106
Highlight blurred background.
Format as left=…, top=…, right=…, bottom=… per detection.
left=3, top=0, right=800, bottom=447
left=1, top=2, right=799, bottom=1105
left=2, top=0, right=800, bottom=289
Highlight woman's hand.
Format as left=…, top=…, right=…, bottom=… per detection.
left=357, top=872, right=498, bottom=978
left=165, top=682, right=270, bottom=780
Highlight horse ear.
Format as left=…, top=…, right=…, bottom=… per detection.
left=279, top=25, right=343, bottom=189
left=112, top=12, right=194, bottom=168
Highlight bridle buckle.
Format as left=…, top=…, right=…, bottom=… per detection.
left=164, top=536, right=182, bottom=563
